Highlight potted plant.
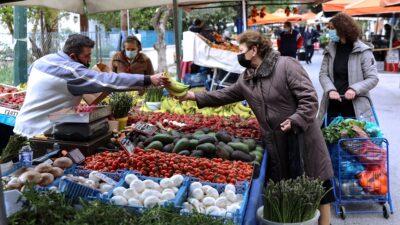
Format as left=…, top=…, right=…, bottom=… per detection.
left=0, top=135, right=27, bottom=173
left=257, top=175, right=326, bottom=225
left=144, top=87, right=163, bottom=111
left=109, top=92, right=134, bottom=130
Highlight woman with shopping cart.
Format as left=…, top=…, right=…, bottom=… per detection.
left=179, top=30, right=334, bottom=225
left=317, top=13, right=379, bottom=125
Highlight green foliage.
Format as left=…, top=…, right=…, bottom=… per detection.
left=8, top=190, right=232, bottom=225
left=89, top=11, right=121, bottom=32
left=0, top=6, right=14, bottom=34
left=263, top=175, right=326, bottom=223
left=109, top=92, right=134, bottom=118
left=322, top=119, right=366, bottom=144
left=129, top=7, right=158, bottom=30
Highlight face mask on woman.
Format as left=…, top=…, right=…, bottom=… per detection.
left=125, top=50, right=137, bottom=59
left=328, top=29, right=340, bottom=43
left=237, top=50, right=252, bottom=68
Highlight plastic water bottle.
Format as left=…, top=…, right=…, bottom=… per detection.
left=53, top=143, right=60, bottom=152
left=359, top=112, right=364, bottom=121
left=19, top=145, right=33, bottom=167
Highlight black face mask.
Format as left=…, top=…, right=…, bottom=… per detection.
left=78, top=59, right=90, bottom=68
left=237, top=51, right=252, bottom=68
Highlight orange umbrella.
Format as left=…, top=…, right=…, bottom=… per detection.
left=345, top=0, right=400, bottom=15
left=383, top=0, right=400, bottom=6
left=301, top=11, right=316, bottom=21
left=248, top=12, right=287, bottom=26
left=272, top=8, right=302, bottom=22
left=322, top=0, right=354, bottom=12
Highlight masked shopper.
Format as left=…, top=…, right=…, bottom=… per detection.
left=179, top=30, right=334, bottom=225
left=111, top=36, right=154, bottom=76
left=317, top=13, right=379, bottom=126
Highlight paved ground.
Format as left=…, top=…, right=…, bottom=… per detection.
left=302, top=50, right=400, bottom=225
left=144, top=47, right=400, bottom=224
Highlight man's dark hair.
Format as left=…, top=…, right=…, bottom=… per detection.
left=194, top=19, right=203, bottom=26
left=63, top=34, right=95, bottom=55
left=284, top=21, right=292, bottom=28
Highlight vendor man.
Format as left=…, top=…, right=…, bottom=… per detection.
left=14, top=34, right=168, bottom=138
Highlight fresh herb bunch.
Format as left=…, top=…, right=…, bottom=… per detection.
left=263, top=175, right=327, bottom=223
left=145, top=86, right=163, bottom=102
left=0, top=135, right=27, bottom=163
left=8, top=188, right=76, bottom=225
left=322, top=119, right=366, bottom=144
left=8, top=190, right=232, bottom=225
left=109, top=92, right=134, bottom=118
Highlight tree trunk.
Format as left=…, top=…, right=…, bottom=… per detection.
left=152, top=6, right=172, bottom=73
left=80, top=14, right=89, bottom=32
left=121, top=10, right=128, bottom=36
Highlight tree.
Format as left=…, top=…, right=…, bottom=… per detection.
left=129, top=7, right=158, bottom=31
left=27, top=7, right=69, bottom=60
left=0, top=6, right=14, bottom=34
left=152, top=6, right=173, bottom=73
left=88, top=11, right=120, bottom=31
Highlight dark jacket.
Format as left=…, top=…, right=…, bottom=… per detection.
left=277, top=29, right=303, bottom=57
left=195, top=50, right=333, bottom=182
left=303, top=30, right=319, bottom=48
left=111, top=51, right=154, bottom=75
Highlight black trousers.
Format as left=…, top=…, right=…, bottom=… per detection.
left=0, top=123, right=14, bottom=155
left=305, top=45, right=314, bottom=62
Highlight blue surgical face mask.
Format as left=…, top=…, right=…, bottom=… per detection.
left=329, top=29, right=340, bottom=43
left=125, top=50, right=137, bottom=59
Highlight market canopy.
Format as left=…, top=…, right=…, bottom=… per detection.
left=322, top=0, right=354, bottom=12
left=272, top=8, right=302, bottom=22
left=301, top=11, right=316, bottom=21
left=344, top=0, right=400, bottom=16
left=383, top=0, right=400, bottom=6
left=0, top=0, right=240, bottom=14
left=247, top=12, right=287, bottom=26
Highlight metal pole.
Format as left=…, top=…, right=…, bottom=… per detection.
left=13, top=6, right=27, bottom=86
left=173, top=0, right=182, bottom=81
left=95, top=25, right=99, bottom=63
left=242, top=0, right=247, bottom=31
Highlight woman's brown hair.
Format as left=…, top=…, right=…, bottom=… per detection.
left=330, top=13, right=361, bottom=43
left=237, top=30, right=272, bottom=58
left=124, top=36, right=142, bottom=51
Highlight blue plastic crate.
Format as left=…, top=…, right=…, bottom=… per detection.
left=1, top=162, right=22, bottom=177
left=103, top=171, right=189, bottom=213
left=59, top=167, right=130, bottom=200
left=180, top=180, right=250, bottom=225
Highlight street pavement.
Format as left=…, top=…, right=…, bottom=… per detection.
left=302, top=50, right=400, bottom=225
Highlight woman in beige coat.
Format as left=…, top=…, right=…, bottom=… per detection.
left=317, top=13, right=379, bottom=126
left=180, top=30, right=333, bottom=225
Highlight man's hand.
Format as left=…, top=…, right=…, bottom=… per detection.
left=329, top=90, right=341, bottom=102
left=178, top=91, right=196, bottom=101
left=344, top=89, right=356, bottom=100
left=280, top=119, right=291, bottom=132
left=150, top=73, right=169, bottom=87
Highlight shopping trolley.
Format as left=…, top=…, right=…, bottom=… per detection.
left=324, top=96, right=394, bottom=219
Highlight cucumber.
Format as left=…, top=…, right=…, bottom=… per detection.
left=162, top=143, right=174, bottom=153
left=198, top=135, right=217, bottom=145
left=187, top=139, right=199, bottom=150
left=193, top=133, right=206, bottom=140
left=145, top=141, right=163, bottom=151
left=178, top=150, right=190, bottom=156
left=231, top=151, right=253, bottom=162
left=215, top=131, right=233, bottom=143
left=143, top=137, right=154, bottom=146
left=228, top=142, right=249, bottom=154
left=190, top=150, right=204, bottom=158
left=152, top=134, right=174, bottom=145
left=207, top=132, right=216, bottom=139
left=243, top=139, right=256, bottom=151
left=196, top=143, right=216, bottom=154
left=216, top=142, right=231, bottom=160
left=173, top=138, right=190, bottom=153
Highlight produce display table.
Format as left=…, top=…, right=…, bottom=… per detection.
left=243, top=149, right=267, bottom=225
left=0, top=106, right=18, bottom=127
